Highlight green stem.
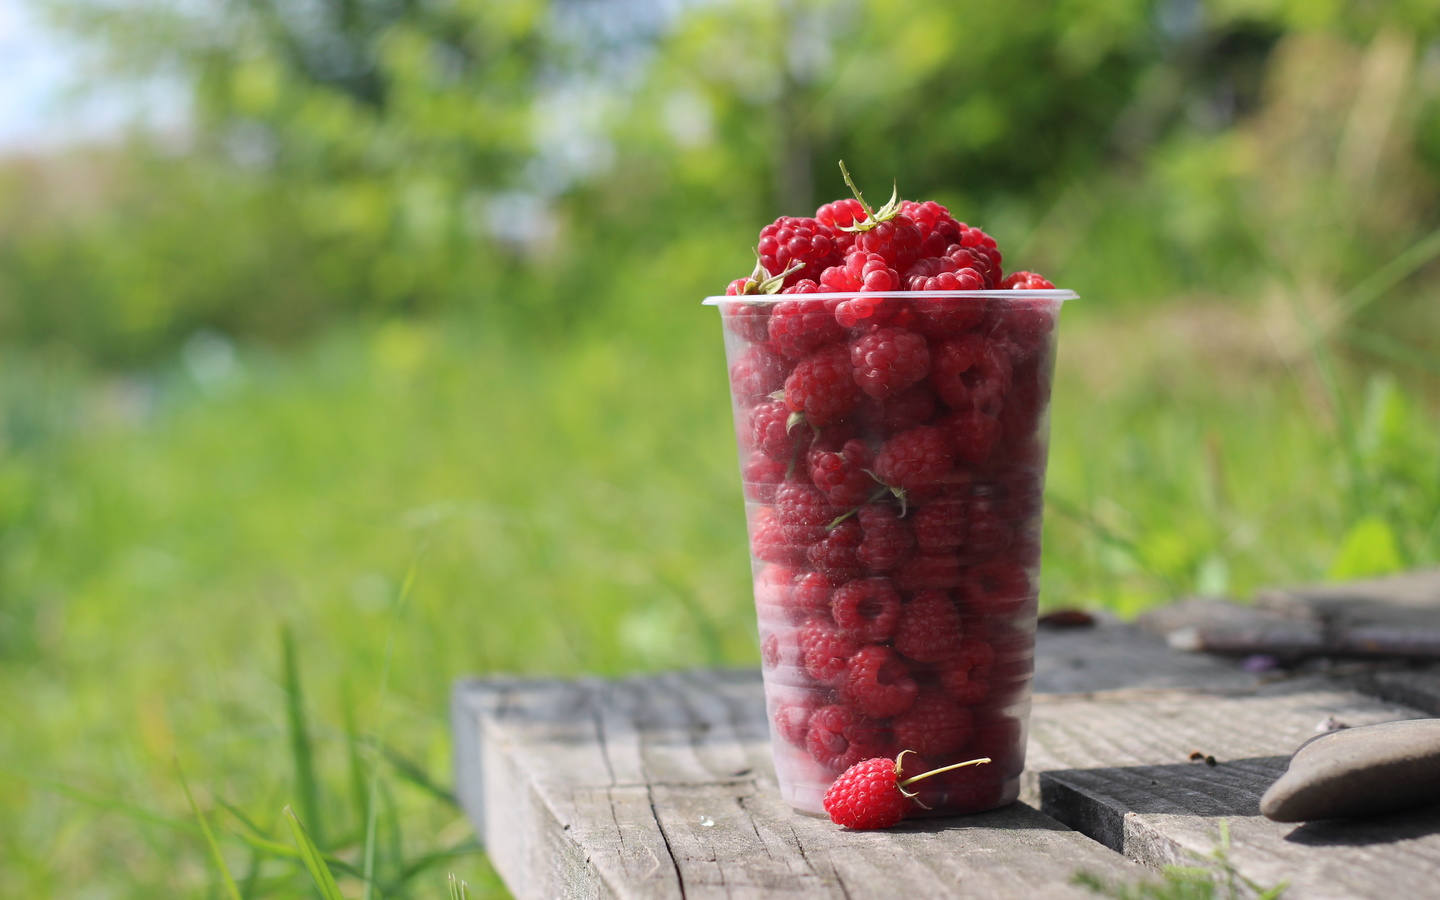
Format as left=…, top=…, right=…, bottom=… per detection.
left=899, top=756, right=991, bottom=788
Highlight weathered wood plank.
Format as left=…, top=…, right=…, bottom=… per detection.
left=454, top=672, right=1144, bottom=900
left=1033, top=618, right=1259, bottom=694
left=1030, top=679, right=1440, bottom=898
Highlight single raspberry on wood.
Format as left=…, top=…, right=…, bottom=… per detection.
left=843, top=644, right=919, bottom=718
left=785, top=345, right=863, bottom=427
left=855, top=504, right=915, bottom=573
left=806, top=704, right=889, bottom=773
left=822, top=750, right=992, bottom=830
left=850, top=327, right=930, bottom=401
left=893, top=691, right=974, bottom=757
left=893, top=589, right=964, bottom=662
left=759, top=216, right=845, bottom=286
left=830, top=577, right=902, bottom=643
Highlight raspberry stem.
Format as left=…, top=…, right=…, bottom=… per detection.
left=898, top=755, right=992, bottom=788
left=837, top=161, right=901, bottom=232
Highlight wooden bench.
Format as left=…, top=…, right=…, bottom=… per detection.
left=452, top=572, right=1440, bottom=899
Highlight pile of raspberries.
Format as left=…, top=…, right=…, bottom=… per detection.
left=721, top=170, right=1059, bottom=816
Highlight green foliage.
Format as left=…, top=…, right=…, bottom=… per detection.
left=1076, top=820, right=1287, bottom=900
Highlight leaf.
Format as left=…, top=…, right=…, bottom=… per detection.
left=284, top=805, right=346, bottom=900
left=283, top=625, right=325, bottom=850
left=176, top=759, right=245, bottom=900
left=1328, top=515, right=1403, bottom=580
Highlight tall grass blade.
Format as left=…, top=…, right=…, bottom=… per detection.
left=175, top=759, right=245, bottom=900
left=284, top=805, right=345, bottom=900
left=448, top=872, right=471, bottom=900
left=363, top=542, right=427, bottom=900
left=376, top=742, right=457, bottom=808
left=283, top=625, right=325, bottom=850
left=341, top=682, right=372, bottom=834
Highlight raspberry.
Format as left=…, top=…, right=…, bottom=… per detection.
left=820, top=251, right=902, bottom=327
left=723, top=254, right=792, bottom=342
left=799, top=619, right=859, bottom=685
left=774, top=482, right=834, bottom=547
left=750, top=508, right=804, bottom=567
left=871, top=427, right=954, bottom=498
left=741, top=451, right=786, bottom=504
left=830, top=577, right=902, bottom=643
left=806, top=704, right=888, bottom=774
left=808, top=439, right=875, bottom=507
left=843, top=644, right=919, bottom=718
left=822, top=756, right=910, bottom=830
left=753, top=564, right=799, bottom=620
left=761, top=628, right=803, bottom=671
left=806, top=518, right=864, bottom=582
left=728, top=342, right=790, bottom=406
left=893, top=589, right=964, bottom=663
left=910, top=495, right=967, bottom=555
left=772, top=697, right=819, bottom=747
left=791, top=571, right=836, bottom=619
left=855, top=504, right=914, bottom=573
left=961, top=559, right=1032, bottom=618
left=815, top=198, right=866, bottom=233
left=938, top=639, right=995, bottom=704
left=940, top=407, right=1003, bottom=465
left=958, top=225, right=1003, bottom=286
left=784, top=345, right=863, bottom=427
left=853, top=215, right=923, bottom=271
left=902, top=200, right=964, bottom=256
left=749, top=399, right=809, bottom=463
left=893, top=691, right=974, bottom=757
left=930, top=334, right=1013, bottom=415
left=849, top=327, right=929, bottom=400
left=768, top=295, right=845, bottom=360
left=999, top=271, right=1055, bottom=290
left=894, top=552, right=963, bottom=593
left=856, top=383, right=939, bottom=437
left=759, top=216, right=844, bottom=286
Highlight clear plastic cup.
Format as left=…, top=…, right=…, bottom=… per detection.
left=705, top=289, right=1075, bottom=816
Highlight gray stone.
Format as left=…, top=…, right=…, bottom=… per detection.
left=1260, top=717, right=1440, bottom=822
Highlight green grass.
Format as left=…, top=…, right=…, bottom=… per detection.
left=0, top=297, right=1436, bottom=896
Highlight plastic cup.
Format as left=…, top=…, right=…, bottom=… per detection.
left=705, top=289, right=1075, bottom=816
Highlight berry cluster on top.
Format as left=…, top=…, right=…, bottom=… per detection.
left=720, top=168, right=1062, bottom=820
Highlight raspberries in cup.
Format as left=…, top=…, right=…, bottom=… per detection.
left=706, top=163, right=1074, bottom=821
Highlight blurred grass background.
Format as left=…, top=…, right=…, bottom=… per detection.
left=3, top=0, right=1440, bottom=895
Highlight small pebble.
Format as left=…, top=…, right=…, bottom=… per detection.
left=1260, top=718, right=1440, bottom=822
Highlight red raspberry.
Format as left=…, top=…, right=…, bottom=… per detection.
left=723, top=302, right=772, bottom=344
left=799, top=619, right=859, bottom=686
left=893, top=589, right=964, bottom=663
left=772, top=697, right=819, bottom=747
left=939, top=407, right=1003, bottom=465
left=822, top=756, right=911, bottom=830
left=749, top=399, right=809, bottom=463
left=961, top=559, right=1032, bottom=619
left=902, top=200, right=964, bottom=257
left=760, top=627, right=803, bottom=671
left=815, top=198, right=866, bottom=233
left=768, top=294, right=845, bottom=360
left=750, top=508, right=804, bottom=567
left=871, top=427, right=954, bottom=498
left=938, top=639, right=995, bottom=705
left=774, top=482, right=833, bottom=547
left=819, top=251, right=902, bottom=327
left=784, top=345, right=863, bottom=427
left=855, top=504, right=914, bottom=573
left=806, top=518, right=864, bottom=583
left=759, top=216, right=844, bottom=286
left=893, top=691, right=974, bottom=757
left=843, top=644, right=919, bottom=718
left=849, top=327, right=929, bottom=400
left=958, top=226, right=1003, bottom=285
left=909, top=494, right=966, bottom=554
left=894, top=552, right=964, bottom=593
left=806, top=704, right=888, bottom=774
left=808, top=439, right=875, bottom=507
left=853, top=214, right=923, bottom=271
left=999, top=271, right=1055, bottom=290
left=741, top=451, right=786, bottom=504
left=930, top=334, right=1013, bottom=415
left=830, top=577, right=902, bottom=643
left=856, top=383, right=939, bottom=437
left=753, top=564, right=799, bottom=620
left=791, top=571, right=836, bottom=619
left=728, top=342, right=790, bottom=406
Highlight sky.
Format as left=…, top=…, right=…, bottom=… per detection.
left=0, top=0, right=185, bottom=151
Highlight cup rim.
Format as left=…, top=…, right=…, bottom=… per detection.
left=702, top=289, right=1078, bottom=305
